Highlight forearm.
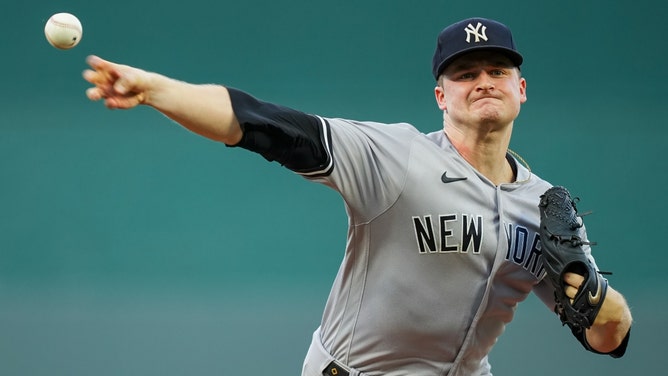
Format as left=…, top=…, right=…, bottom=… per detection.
left=585, top=286, right=633, bottom=353
left=145, top=74, right=242, bottom=144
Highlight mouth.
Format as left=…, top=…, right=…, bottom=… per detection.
left=472, top=96, right=500, bottom=103
left=470, top=96, right=504, bottom=109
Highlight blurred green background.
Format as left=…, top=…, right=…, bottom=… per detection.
left=1, top=0, right=665, bottom=375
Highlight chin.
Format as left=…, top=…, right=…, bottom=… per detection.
left=476, top=111, right=503, bottom=123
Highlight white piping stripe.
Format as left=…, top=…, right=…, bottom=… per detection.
left=299, top=115, right=334, bottom=177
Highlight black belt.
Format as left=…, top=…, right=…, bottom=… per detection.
left=323, top=361, right=350, bottom=376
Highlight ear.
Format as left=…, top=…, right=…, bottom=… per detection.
left=434, top=85, right=447, bottom=111
left=519, top=77, right=527, bottom=104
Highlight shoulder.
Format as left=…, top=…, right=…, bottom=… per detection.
left=323, top=118, right=428, bottom=153
left=325, top=118, right=446, bottom=151
left=325, top=117, right=423, bottom=137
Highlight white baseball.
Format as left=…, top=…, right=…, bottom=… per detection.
left=44, top=13, right=83, bottom=50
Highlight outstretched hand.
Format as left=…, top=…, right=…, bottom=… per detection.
left=83, top=55, right=152, bottom=109
left=82, top=55, right=242, bottom=144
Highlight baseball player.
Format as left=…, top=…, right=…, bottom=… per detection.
left=83, top=17, right=632, bottom=376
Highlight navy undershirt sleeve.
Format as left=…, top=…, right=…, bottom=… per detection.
left=226, top=88, right=332, bottom=175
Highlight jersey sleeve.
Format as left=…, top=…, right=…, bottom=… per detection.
left=225, top=87, right=422, bottom=222
left=311, top=118, right=422, bottom=222
left=226, top=88, right=333, bottom=176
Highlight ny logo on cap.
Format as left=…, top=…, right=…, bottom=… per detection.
left=464, top=22, right=488, bottom=43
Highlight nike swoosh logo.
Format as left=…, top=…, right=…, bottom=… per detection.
left=441, top=171, right=467, bottom=184
left=588, top=277, right=602, bottom=305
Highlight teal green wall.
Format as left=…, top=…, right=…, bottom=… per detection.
left=1, top=1, right=665, bottom=374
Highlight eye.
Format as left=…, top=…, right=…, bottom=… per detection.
left=490, top=69, right=506, bottom=76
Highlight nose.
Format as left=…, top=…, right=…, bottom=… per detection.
left=476, top=71, right=495, bottom=91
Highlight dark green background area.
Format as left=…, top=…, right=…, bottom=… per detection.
left=1, top=1, right=665, bottom=375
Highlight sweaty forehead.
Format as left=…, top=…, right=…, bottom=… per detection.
left=444, top=51, right=515, bottom=74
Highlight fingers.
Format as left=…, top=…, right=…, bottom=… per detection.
left=86, top=55, right=122, bottom=80
left=85, top=86, right=103, bottom=101
left=564, top=284, right=579, bottom=301
left=82, top=55, right=147, bottom=109
left=84, top=55, right=119, bottom=85
left=563, top=272, right=585, bottom=301
left=83, top=55, right=120, bottom=102
left=85, top=55, right=106, bottom=69
left=563, top=272, right=585, bottom=288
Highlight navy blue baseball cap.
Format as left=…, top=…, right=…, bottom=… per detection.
left=432, top=17, right=523, bottom=80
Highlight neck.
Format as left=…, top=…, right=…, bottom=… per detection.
left=444, top=122, right=515, bottom=185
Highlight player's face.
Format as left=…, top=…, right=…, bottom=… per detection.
left=435, top=51, right=527, bottom=128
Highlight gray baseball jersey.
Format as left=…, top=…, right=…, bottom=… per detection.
left=227, top=89, right=597, bottom=376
